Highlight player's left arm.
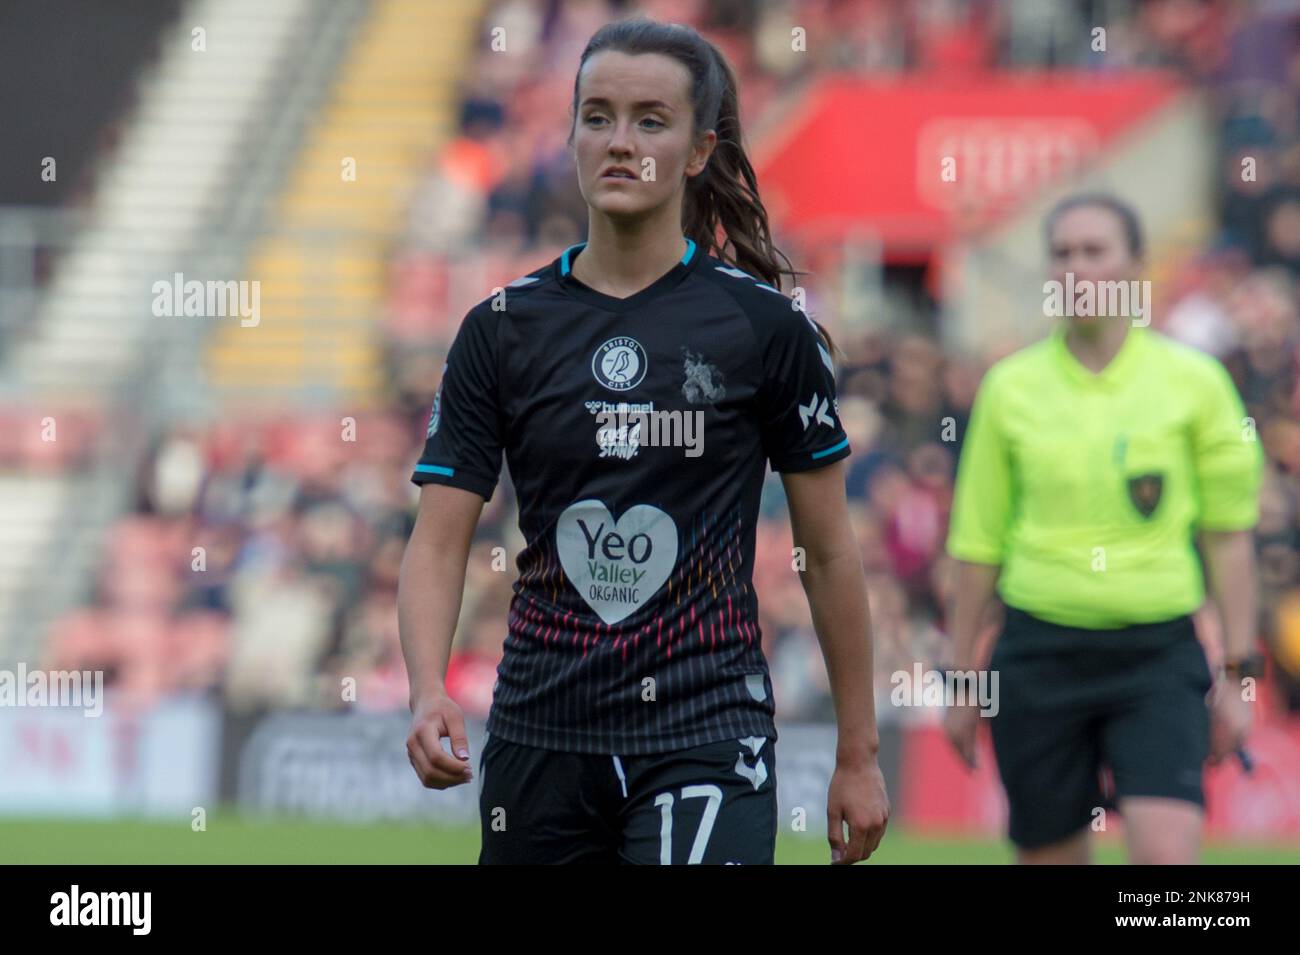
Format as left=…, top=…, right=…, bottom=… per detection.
left=782, top=460, right=890, bottom=864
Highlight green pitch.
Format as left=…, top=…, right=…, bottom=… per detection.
left=2, top=815, right=1297, bottom=864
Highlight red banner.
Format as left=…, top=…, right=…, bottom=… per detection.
left=757, top=73, right=1183, bottom=259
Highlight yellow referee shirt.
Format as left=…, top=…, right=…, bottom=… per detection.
left=946, top=321, right=1263, bottom=628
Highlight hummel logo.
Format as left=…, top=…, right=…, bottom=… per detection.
left=734, top=737, right=768, bottom=791
left=797, top=393, right=835, bottom=430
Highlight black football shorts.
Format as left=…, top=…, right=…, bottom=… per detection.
left=476, top=732, right=778, bottom=864
left=988, top=605, right=1214, bottom=849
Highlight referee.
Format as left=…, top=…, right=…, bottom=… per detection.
left=942, top=194, right=1264, bottom=864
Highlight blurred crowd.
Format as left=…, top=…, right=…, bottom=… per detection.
left=42, top=0, right=1300, bottom=725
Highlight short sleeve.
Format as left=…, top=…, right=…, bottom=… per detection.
left=758, top=310, right=851, bottom=472
left=946, top=367, right=1014, bottom=564
left=1191, top=360, right=1262, bottom=531
left=410, top=304, right=504, bottom=501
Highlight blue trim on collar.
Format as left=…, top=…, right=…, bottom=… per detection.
left=560, top=242, right=586, bottom=277
left=561, top=237, right=694, bottom=277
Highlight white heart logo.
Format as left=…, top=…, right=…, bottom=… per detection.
left=556, top=499, right=678, bottom=625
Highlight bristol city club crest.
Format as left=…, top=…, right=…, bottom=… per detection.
left=592, top=337, right=648, bottom=392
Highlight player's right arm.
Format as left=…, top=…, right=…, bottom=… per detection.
left=399, top=483, right=484, bottom=789
left=400, top=301, right=505, bottom=789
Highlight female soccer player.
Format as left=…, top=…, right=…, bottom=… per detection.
left=398, top=18, right=889, bottom=865
left=942, top=193, right=1263, bottom=864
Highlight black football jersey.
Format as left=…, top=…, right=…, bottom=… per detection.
left=412, top=237, right=850, bottom=754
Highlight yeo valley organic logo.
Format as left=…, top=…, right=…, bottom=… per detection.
left=556, top=500, right=677, bottom=624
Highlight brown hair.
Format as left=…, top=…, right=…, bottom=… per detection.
left=569, top=17, right=838, bottom=357
left=1044, top=192, right=1145, bottom=260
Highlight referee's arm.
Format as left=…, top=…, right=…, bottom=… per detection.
left=1193, top=362, right=1265, bottom=669
left=944, top=370, right=1013, bottom=766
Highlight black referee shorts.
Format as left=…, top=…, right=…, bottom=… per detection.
left=988, top=605, right=1214, bottom=850
left=476, top=733, right=778, bottom=864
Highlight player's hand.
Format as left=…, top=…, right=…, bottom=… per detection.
left=942, top=702, right=980, bottom=770
left=406, top=691, right=474, bottom=789
left=1208, top=677, right=1252, bottom=766
left=826, top=756, right=890, bottom=864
